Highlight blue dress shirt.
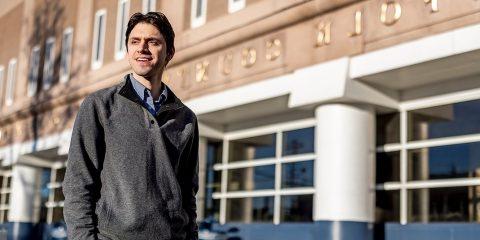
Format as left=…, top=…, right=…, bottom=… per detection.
left=130, top=74, right=168, bottom=116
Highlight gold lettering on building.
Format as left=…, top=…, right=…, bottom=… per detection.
left=15, top=124, right=22, bottom=136
left=53, top=117, right=60, bottom=126
left=348, top=10, right=363, bottom=37
left=241, top=48, right=257, bottom=68
left=162, top=71, right=171, bottom=84
left=315, top=21, right=331, bottom=47
left=380, top=1, right=402, bottom=26
left=218, top=53, right=233, bottom=75
left=176, top=69, right=190, bottom=89
left=424, top=0, right=439, bottom=12
left=195, top=60, right=209, bottom=82
left=265, top=39, right=282, bottom=61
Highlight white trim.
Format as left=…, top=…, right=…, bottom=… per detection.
left=273, top=131, right=282, bottom=225
left=405, top=133, right=480, bottom=150
left=0, top=189, right=10, bottom=194
left=1, top=171, right=12, bottom=178
left=5, top=58, right=17, bottom=106
left=225, top=118, right=315, bottom=140
left=142, top=0, right=156, bottom=13
left=27, top=45, right=40, bottom=96
left=0, top=128, right=72, bottom=166
left=400, top=87, right=480, bottom=111
left=228, top=0, right=245, bottom=13
left=45, top=201, right=64, bottom=208
left=349, top=22, right=480, bottom=79
left=381, top=178, right=480, bottom=191
left=377, top=144, right=402, bottom=153
left=213, top=188, right=315, bottom=199
left=399, top=110, right=407, bottom=225
left=213, top=153, right=315, bottom=170
left=190, top=0, right=207, bottom=28
left=52, top=161, right=67, bottom=169
left=380, top=130, right=480, bottom=153
left=60, top=27, right=74, bottom=83
left=46, top=182, right=62, bottom=189
left=219, top=139, right=228, bottom=224
left=198, top=122, right=224, bottom=139
left=115, top=0, right=130, bottom=61
left=91, top=9, right=107, bottom=70
left=43, top=37, right=56, bottom=90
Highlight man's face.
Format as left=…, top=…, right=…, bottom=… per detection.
left=127, top=23, right=167, bottom=78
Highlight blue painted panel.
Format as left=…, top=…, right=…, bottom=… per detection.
left=385, top=223, right=480, bottom=240
left=208, top=221, right=372, bottom=240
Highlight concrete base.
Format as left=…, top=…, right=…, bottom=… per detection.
left=214, top=221, right=373, bottom=240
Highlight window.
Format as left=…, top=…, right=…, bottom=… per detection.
left=0, top=170, right=12, bottom=223
left=43, top=37, right=55, bottom=90
left=228, top=0, right=245, bottom=13
left=115, top=0, right=130, bottom=60
left=280, top=195, right=313, bottom=222
left=190, top=0, right=207, bottom=28
left=60, top=28, right=74, bottom=83
left=214, top=120, right=316, bottom=224
left=204, top=141, right=222, bottom=221
left=42, top=164, right=66, bottom=224
left=0, top=66, right=4, bottom=106
left=92, top=9, right=107, bottom=69
left=376, top=96, right=480, bottom=224
left=27, top=46, right=40, bottom=96
left=228, top=165, right=275, bottom=191
left=229, top=134, right=276, bottom=162
left=226, top=197, right=274, bottom=223
left=142, top=0, right=156, bottom=13
left=5, top=58, right=17, bottom=106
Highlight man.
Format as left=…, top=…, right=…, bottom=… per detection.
left=63, top=12, right=199, bottom=240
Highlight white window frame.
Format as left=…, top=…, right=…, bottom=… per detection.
left=142, top=0, right=156, bottom=13
left=5, top=58, right=17, bottom=106
left=376, top=87, right=480, bottom=225
left=0, top=66, right=4, bottom=105
left=211, top=118, right=316, bottom=225
left=91, top=9, right=107, bottom=70
left=27, top=46, right=41, bottom=97
left=60, top=27, right=74, bottom=83
left=45, top=162, right=67, bottom=224
left=43, top=37, right=56, bottom=90
left=191, top=0, right=207, bottom=28
left=228, top=0, right=245, bottom=13
left=0, top=170, right=12, bottom=223
left=115, top=0, right=130, bottom=61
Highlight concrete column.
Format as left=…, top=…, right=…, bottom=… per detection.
left=314, top=103, right=375, bottom=240
left=418, top=123, right=429, bottom=222
left=9, top=164, right=41, bottom=240
left=197, top=137, right=207, bottom=221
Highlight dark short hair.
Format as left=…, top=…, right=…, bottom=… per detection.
left=125, top=12, right=175, bottom=64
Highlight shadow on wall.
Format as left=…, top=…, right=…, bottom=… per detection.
left=23, top=0, right=81, bottom=151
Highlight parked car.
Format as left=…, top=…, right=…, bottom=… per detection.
left=198, top=219, right=241, bottom=240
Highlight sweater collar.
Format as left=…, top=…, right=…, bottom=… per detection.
left=117, top=74, right=185, bottom=115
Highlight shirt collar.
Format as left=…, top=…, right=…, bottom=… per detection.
left=129, top=74, right=168, bottom=104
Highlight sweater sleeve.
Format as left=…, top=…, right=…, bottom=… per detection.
left=182, top=118, right=200, bottom=240
left=63, top=96, right=104, bottom=240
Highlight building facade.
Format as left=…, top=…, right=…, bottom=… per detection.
left=0, top=0, right=480, bottom=239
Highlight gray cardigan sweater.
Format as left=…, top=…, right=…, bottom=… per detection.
left=63, top=75, right=199, bottom=240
